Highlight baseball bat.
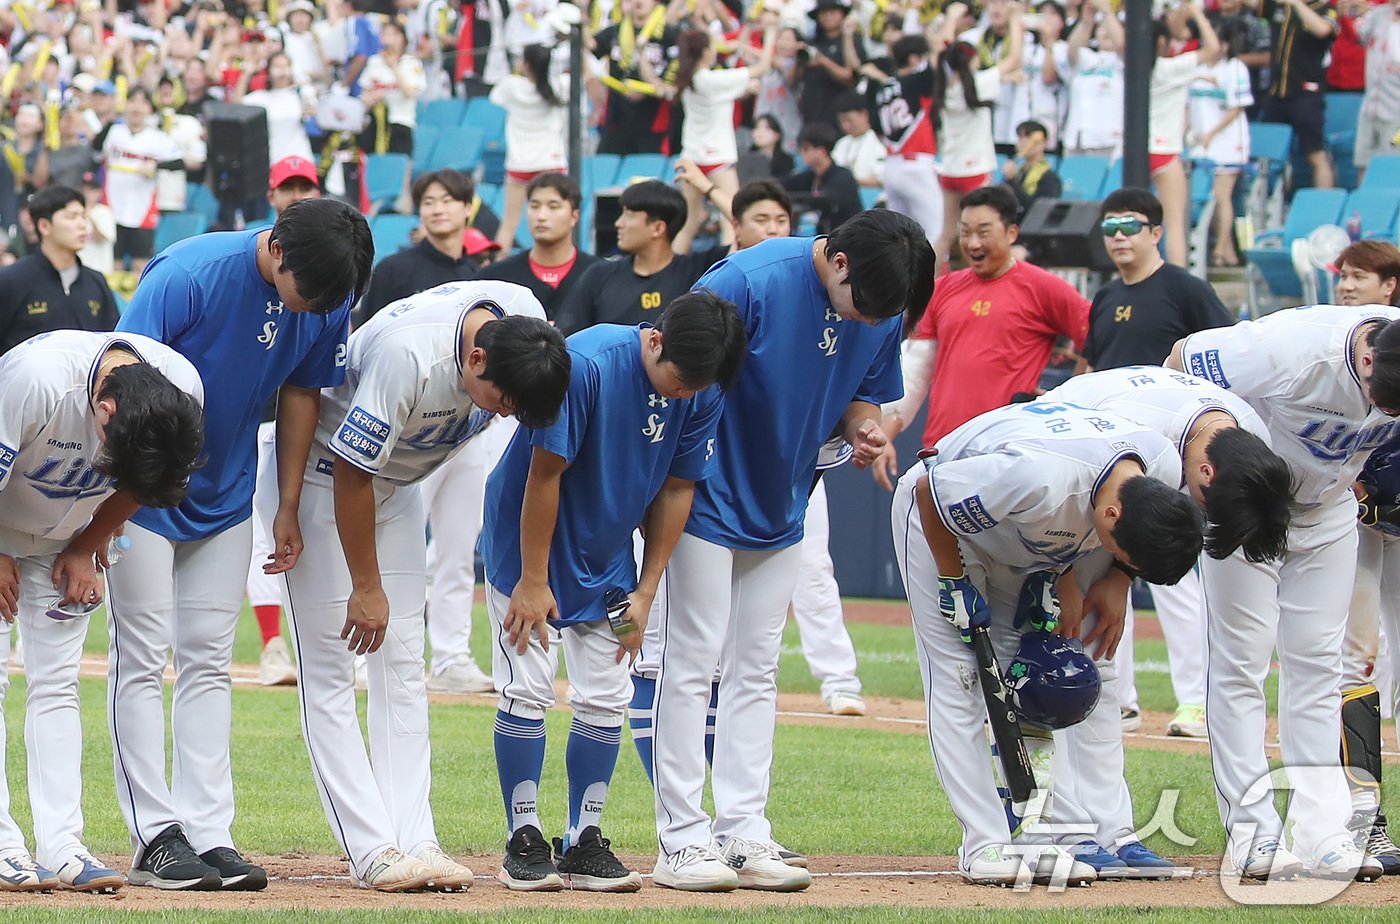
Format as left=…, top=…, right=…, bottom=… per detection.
left=971, top=625, right=1036, bottom=806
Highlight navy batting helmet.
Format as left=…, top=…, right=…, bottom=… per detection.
left=1004, top=631, right=1101, bottom=730
left=1361, top=434, right=1400, bottom=537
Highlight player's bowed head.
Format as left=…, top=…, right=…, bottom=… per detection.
left=1364, top=319, right=1400, bottom=417
left=1103, top=476, right=1204, bottom=586
left=1196, top=426, right=1297, bottom=565
left=93, top=363, right=205, bottom=508
left=647, top=291, right=749, bottom=398
left=466, top=314, right=571, bottom=430
left=267, top=198, right=375, bottom=315
left=821, top=209, right=937, bottom=334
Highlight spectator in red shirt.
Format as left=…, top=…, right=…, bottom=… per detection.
left=873, top=184, right=1090, bottom=488
left=1327, top=0, right=1388, bottom=89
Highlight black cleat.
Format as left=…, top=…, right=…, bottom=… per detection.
left=128, top=825, right=222, bottom=891
left=199, top=846, right=269, bottom=891
left=554, top=827, right=642, bottom=892
left=496, top=825, right=563, bottom=891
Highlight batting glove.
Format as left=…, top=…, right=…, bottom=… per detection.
left=1015, top=570, right=1061, bottom=633
left=1359, top=486, right=1400, bottom=536
left=937, top=574, right=989, bottom=645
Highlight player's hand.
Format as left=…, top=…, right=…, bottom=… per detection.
left=52, top=545, right=103, bottom=609
left=266, top=507, right=304, bottom=574
left=343, top=584, right=389, bottom=655
left=505, top=579, right=557, bottom=655
left=937, top=574, right=988, bottom=645
left=1014, top=571, right=1061, bottom=633
left=1079, top=568, right=1130, bottom=659
left=872, top=440, right=900, bottom=491
left=614, top=588, right=654, bottom=666
left=0, top=554, right=18, bottom=622
left=851, top=419, right=888, bottom=469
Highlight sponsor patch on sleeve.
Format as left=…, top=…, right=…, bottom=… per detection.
left=946, top=495, right=997, bottom=534
left=335, top=423, right=383, bottom=460
left=0, top=442, right=14, bottom=478
left=1186, top=349, right=1231, bottom=388
left=347, top=406, right=391, bottom=441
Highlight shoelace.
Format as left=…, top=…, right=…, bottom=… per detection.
left=672, top=845, right=719, bottom=870
left=1, top=854, right=40, bottom=872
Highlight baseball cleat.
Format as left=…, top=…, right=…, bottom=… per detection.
left=1114, top=841, right=1179, bottom=879
left=770, top=840, right=809, bottom=869
left=1167, top=703, right=1207, bottom=738
left=355, top=847, right=432, bottom=892
left=1237, top=837, right=1304, bottom=881
left=258, top=636, right=297, bottom=686
left=963, top=846, right=1097, bottom=887
left=0, top=849, right=59, bottom=892
left=652, top=844, right=739, bottom=892
left=427, top=660, right=495, bottom=695
left=553, top=827, right=641, bottom=892
left=1120, top=707, right=1142, bottom=732
left=415, top=845, right=473, bottom=891
left=497, top=825, right=563, bottom=891
left=824, top=690, right=866, bottom=717
left=1309, top=841, right=1384, bottom=882
left=57, top=853, right=125, bottom=892
left=720, top=836, right=812, bottom=891
left=963, top=846, right=1025, bottom=886
left=199, top=846, right=268, bottom=891
left=1069, top=840, right=1130, bottom=879
left=127, top=826, right=222, bottom=891
left=1349, top=810, right=1400, bottom=875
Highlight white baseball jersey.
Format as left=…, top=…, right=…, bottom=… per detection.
left=1180, top=305, right=1400, bottom=543
left=316, top=279, right=547, bottom=486
left=927, top=401, right=1181, bottom=575
left=0, top=330, right=204, bottom=541
left=1041, top=365, right=1271, bottom=466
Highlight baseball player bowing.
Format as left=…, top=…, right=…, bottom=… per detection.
left=267, top=279, right=569, bottom=892
left=0, top=331, right=202, bottom=893
left=649, top=211, right=936, bottom=893
left=891, top=400, right=1203, bottom=886
left=1167, top=305, right=1400, bottom=882
left=1034, top=365, right=1295, bottom=877
left=479, top=293, right=747, bottom=892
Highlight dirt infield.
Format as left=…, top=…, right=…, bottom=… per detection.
left=6, top=853, right=1400, bottom=912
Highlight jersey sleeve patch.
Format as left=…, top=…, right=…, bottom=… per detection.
left=337, top=405, right=391, bottom=461
left=946, top=494, right=998, bottom=533
left=347, top=406, right=392, bottom=441
left=0, top=442, right=15, bottom=478
left=1186, top=348, right=1231, bottom=389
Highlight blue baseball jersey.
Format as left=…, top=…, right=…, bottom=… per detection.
left=683, top=236, right=903, bottom=550
left=481, top=324, right=723, bottom=626
left=117, top=230, right=351, bottom=540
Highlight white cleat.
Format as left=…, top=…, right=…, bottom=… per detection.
left=1309, top=841, right=1384, bottom=882
left=427, top=660, right=495, bottom=695
left=824, top=690, right=867, bottom=716
left=0, top=850, right=59, bottom=892
left=719, top=836, right=812, bottom=891
left=1237, top=837, right=1305, bottom=881
left=415, top=845, right=473, bottom=891
left=258, top=636, right=297, bottom=686
left=651, top=844, right=739, bottom=892
left=1167, top=703, right=1207, bottom=738
left=355, top=847, right=433, bottom=892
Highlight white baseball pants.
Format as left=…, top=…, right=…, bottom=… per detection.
left=1343, top=527, right=1393, bottom=691
left=106, top=518, right=252, bottom=859
left=791, top=481, right=861, bottom=698
left=1114, top=566, right=1207, bottom=712
left=652, top=532, right=803, bottom=853
left=883, top=155, right=943, bottom=242
left=1202, top=520, right=1357, bottom=866
left=272, top=469, right=439, bottom=876
left=246, top=423, right=284, bottom=610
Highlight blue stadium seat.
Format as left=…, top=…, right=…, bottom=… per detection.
left=859, top=187, right=882, bottom=209
left=477, top=182, right=504, bottom=213
left=1344, top=186, right=1400, bottom=239
left=422, top=97, right=468, bottom=129
left=1362, top=155, right=1400, bottom=191
left=1101, top=158, right=1123, bottom=197
left=584, top=153, right=621, bottom=191
left=421, top=126, right=485, bottom=173
left=1245, top=187, right=1347, bottom=302
left=364, top=153, right=410, bottom=212
left=1057, top=155, right=1110, bottom=200
left=154, top=212, right=208, bottom=254
left=616, top=153, right=668, bottom=185
left=370, top=213, right=419, bottom=265
left=465, top=97, right=507, bottom=142
left=185, top=182, right=220, bottom=227
left=1325, top=92, right=1363, bottom=147
left=413, top=124, right=439, bottom=162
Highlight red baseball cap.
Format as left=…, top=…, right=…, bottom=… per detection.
left=268, top=155, right=319, bottom=191
left=463, top=227, right=502, bottom=256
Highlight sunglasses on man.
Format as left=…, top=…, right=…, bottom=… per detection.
left=1100, top=216, right=1156, bottom=237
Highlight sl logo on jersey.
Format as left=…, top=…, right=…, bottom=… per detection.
left=257, top=322, right=278, bottom=350
left=642, top=414, right=666, bottom=443
left=818, top=328, right=838, bottom=356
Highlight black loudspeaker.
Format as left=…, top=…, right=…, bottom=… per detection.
left=1017, top=198, right=1114, bottom=271
left=593, top=191, right=623, bottom=255
left=205, top=103, right=270, bottom=204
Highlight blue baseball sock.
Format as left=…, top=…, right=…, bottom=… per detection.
left=565, top=717, right=622, bottom=850
left=494, top=710, right=546, bottom=834
left=629, top=675, right=655, bottom=784
left=706, top=678, right=719, bottom=766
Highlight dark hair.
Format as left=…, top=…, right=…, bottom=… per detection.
left=891, top=34, right=929, bottom=69
left=753, top=113, right=785, bottom=148
left=412, top=168, right=475, bottom=209
left=270, top=198, right=373, bottom=313
left=125, top=86, right=153, bottom=108
left=475, top=315, right=570, bottom=429
left=656, top=290, right=748, bottom=390
left=834, top=90, right=867, bottom=115
left=94, top=362, right=205, bottom=508
left=1100, top=187, right=1164, bottom=225
left=1366, top=319, right=1400, bottom=413
left=960, top=184, right=1019, bottom=227
left=1113, top=475, right=1205, bottom=585
left=525, top=171, right=581, bottom=210
left=1016, top=119, right=1049, bottom=138
left=1201, top=426, right=1295, bottom=563
left=824, top=209, right=936, bottom=331
left=797, top=121, right=838, bottom=154
left=522, top=44, right=561, bottom=105
left=674, top=28, right=712, bottom=97
left=379, top=18, right=405, bottom=41
left=619, top=180, right=688, bottom=243
left=1036, top=0, right=1066, bottom=21
left=1340, top=241, right=1400, bottom=305
left=732, top=179, right=790, bottom=224
left=29, top=184, right=83, bottom=233
left=940, top=42, right=994, bottom=111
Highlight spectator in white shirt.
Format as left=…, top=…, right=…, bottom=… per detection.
left=358, top=20, right=426, bottom=155
left=831, top=90, right=886, bottom=187
left=100, top=87, right=181, bottom=276
left=490, top=43, right=569, bottom=250
left=237, top=50, right=316, bottom=162
left=1355, top=0, right=1400, bottom=184
left=1189, top=19, right=1253, bottom=267
left=1064, top=0, right=1125, bottom=156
